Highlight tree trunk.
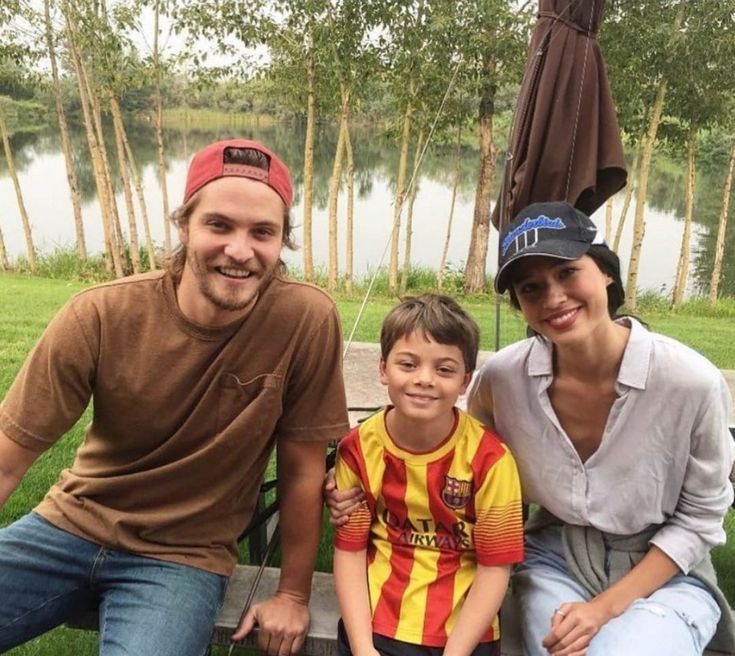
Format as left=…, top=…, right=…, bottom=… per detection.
left=0, top=220, right=8, bottom=269
left=438, top=124, right=463, bottom=291
left=390, top=92, right=414, bottom=293
left=89, top=93, right=125, bottom=277
left=110, top=94, right=141, bottom=274
left=625, top=3, right=684, bottom=310
left=625, top=80, right=667, bottom=310
left=153, top=0, right=172, bottom=257
left=708, top=135, right=735, bottom=305
left=604, top=196, right=613, bottom=242
left=671, top=124, right=697, bottom=308
left=400, top=127, right=425, bottom=294
left=64, top=7, right=116, bottom=274
left=302, top=52, right=316, bottom=281
left=465, top=54, right=496, bottom=293
left=327, top=96, right=348, bottom=291
left=612, top=134, right=642, bottom=252
left=45, top=0, right=85, bottom=260
left=122, top=133, right=157, bottom=270
left=344, top=118, right=355, bottom=295
left=0, top=110, right=37, bottom=272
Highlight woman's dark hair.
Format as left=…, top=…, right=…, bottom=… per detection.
left=507, top=245, right=629, bottom=335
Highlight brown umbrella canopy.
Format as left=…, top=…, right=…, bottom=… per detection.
left=493, top=0, right=627, bottom=229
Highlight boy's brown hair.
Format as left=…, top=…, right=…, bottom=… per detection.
left=380, top=294, right=480, bottom=372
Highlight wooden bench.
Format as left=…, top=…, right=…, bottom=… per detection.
left=216, top=568, right=730, bottom=655
left=66, top=559, right=732, bottom=656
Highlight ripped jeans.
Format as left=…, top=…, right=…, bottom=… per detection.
left=513, top=525, right=720, bottom=656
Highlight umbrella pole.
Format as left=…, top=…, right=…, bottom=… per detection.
left=494, top=286, right=502, bottom=352
left=494, top=148, right=512, bottom=352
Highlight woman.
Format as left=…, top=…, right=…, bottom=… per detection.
left=328, top=201, right=735, bottom=656
left=468, top=200, right=734, bottom=656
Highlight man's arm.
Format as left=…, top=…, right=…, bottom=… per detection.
left=233, top=438, right=329, bottom=655
left=444, top=565, right=510, bottom=656
left=0, top=428, right=40, bottom=509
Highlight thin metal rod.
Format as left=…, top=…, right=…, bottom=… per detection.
left=343, top=57, right=463, bottom=359
left=227, top=524, right=281, bottom=655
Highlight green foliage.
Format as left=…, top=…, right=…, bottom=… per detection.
left=602, top=0, right=683, bottom=137
left=9, top=245, right=164, bottom=284
left=0, top=95, right=47, bottom=130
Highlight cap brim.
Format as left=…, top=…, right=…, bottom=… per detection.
left=495, top=240, right=591, bottom=294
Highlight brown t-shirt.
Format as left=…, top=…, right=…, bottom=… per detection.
left=0, top=270, right=349, bottom=575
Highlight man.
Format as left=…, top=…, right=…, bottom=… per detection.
left=0, top=139, right=349, bottom=655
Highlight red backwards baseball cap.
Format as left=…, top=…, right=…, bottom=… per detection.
left=183, top=139, right=293, bottom=208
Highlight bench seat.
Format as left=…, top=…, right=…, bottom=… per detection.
left=68, top=563, right=729, bottom=655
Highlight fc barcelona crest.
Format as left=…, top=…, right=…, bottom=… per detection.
left=441, top=475, right=472, bottom=509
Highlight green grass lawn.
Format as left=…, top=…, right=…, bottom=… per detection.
left=1, top=272, right=734, bottom=654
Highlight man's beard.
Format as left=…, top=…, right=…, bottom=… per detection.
left=187, top=250, right=276, bottom=312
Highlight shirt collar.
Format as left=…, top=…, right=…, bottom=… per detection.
left=525, top=317, right=652, bottom=390
left=616, top=317, right=651, bottom=390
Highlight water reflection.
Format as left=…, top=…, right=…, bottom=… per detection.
left=0, top=122, right=729, bottom=296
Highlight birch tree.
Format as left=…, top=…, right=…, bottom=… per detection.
left=454, top=0, right=531, bottom=293
left=604, top=0, right=686, bottom=310
left=0, top=106, right=36, bottom=271
left=709, top=135, right=735, bottom=304
left=44, top=0, right=86, bottom=260
left=177, top=0, right=332, bottom=280
left=665, top=1, right=735, bottom=306
left=0, top=1, right=40, bottom=271
left=151, top=0, right=172, bottom=259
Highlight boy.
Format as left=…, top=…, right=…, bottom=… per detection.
left=333, top=294, right=524, bottom=656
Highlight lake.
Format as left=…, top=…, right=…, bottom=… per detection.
left=0, top=121, right=729, bottom=297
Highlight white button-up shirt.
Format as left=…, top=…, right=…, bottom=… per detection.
left=467, top=318, right=734, bottom=573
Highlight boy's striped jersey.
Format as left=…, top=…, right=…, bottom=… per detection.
left=334, top=408, right=524, bottom=647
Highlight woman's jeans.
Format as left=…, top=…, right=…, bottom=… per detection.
left=0, top=512, right=228, bottom=655
left=513, top=525, right=721, bottom=656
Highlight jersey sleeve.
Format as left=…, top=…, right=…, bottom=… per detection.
left=0, top=296, right=97, bottom=452
left=334, top=432, right=373, bottom=551
left=473, top=440, right=525, bottom=566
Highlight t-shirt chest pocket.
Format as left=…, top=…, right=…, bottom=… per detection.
left=217, top=372, right=283, bottom=436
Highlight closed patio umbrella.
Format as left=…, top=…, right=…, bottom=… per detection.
left=493, top=0, right=627, bottom=229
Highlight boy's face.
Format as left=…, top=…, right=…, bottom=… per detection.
left=380, top=331, right=471, bottom=428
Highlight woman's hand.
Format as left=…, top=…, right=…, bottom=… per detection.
left=323, top=467, right=365, bottom=526
left=542, top=598, right=615, bottom=655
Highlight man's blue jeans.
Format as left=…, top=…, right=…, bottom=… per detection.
left=0, top=513, right=228, bottom=655
left=513, top=525, right=720, bottom=656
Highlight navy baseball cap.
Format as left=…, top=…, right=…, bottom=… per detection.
left=495, top=201, right=606, bottom=293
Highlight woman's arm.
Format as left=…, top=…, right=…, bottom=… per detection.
left=648, top=374, right=734, bottom=571
left=334, top=547, right=379, bottom=656
left=542, top=546, right=679, bottom=655
left=444, top=565, right=510, bottom=656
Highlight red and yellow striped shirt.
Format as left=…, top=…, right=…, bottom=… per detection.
left=334, top=408, right=524, bottom=647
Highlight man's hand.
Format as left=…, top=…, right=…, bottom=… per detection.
left=323, top=467, right=364, bottom=526
left=231, top=592, right=310, bottom=656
